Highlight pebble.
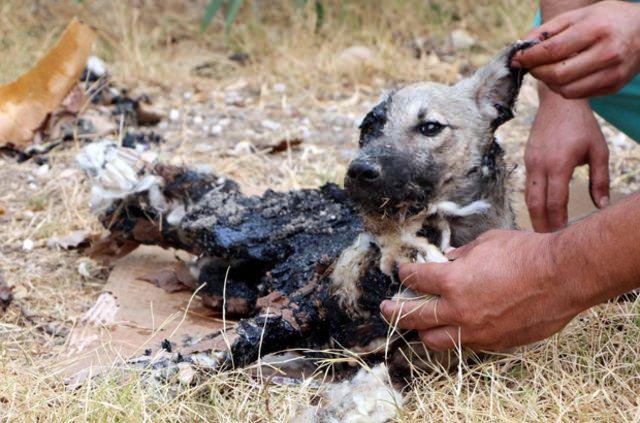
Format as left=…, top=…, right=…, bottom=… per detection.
left=449, top=29, right=476, bottom=50
left=169, top=109, right=180, bottom=122
left=273, top=83, right=287, bottom=93
left=22, top=239, right=34, bottom=252
left=261, top=119, right=281, bottom=131
left=177, top=363, right=195, bottom=385
left=210, top=125, right=223, bottom=136
left=35, top=164, right=50, bottom=177
left=193, top=115, right=204, bottom=125
left=337, top=45, right=379, bottom=68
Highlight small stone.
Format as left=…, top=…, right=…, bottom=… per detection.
left=195, top=143, right=215, bottom=153
left=337, top=45, right=379, bottom=68
left=193, top=115, right=203, bottom=125
left=183, top=91, right=193, bottom=100
left=177, top=363, right=195, bottom=385
left=22, top=239, right=34, bottom=252
left=210, top=125, right=223, bottom=136
left=449, top=29, right=476, bottom=50
left=169, top=109, right=180, bottom=122
left=35, top=164, right=50, bottom=177
left=261, top=119, right=281, bottom=131
left=273, top=83, right=287, bottom=93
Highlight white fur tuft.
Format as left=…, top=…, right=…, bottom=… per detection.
left=76, top=140, right=160, bottom=211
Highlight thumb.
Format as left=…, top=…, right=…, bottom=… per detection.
left=588, top=142, right=610, bottom=209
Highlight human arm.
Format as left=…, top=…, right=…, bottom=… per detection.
left=380, top=193, right=640, bottom=351
left=522, top=0, right=610, bottom=233
left=513, top=0, right=640, bottom=98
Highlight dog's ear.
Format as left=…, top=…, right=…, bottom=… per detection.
left=462, top=41, right=536, bottom=130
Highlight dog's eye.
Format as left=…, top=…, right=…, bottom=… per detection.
left=416, top=121, right=445, bottom=137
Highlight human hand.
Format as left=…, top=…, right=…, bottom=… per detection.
left=525, top=87, right=609, bottom=232
left=380, top=230, right=585, bottom=351
left=512, top=0, right=640, bottom=98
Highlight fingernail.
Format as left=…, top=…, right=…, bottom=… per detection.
left=511, top=60, right=522, bottom=68
left=599, top=196, right=609, bottom=208
left=380, top=300, right=390, bottom=313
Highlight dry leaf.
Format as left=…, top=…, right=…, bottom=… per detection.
left=0, top=18, right=96, bottom=148
left=137, top=265, right=197, bottom=293
left=257, top=137, right=304, bottom=154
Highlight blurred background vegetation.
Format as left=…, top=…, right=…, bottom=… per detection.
left=0, top=0, right=535, bottom=92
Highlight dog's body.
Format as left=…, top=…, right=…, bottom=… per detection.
left=79, top=42, right=531, bottom=421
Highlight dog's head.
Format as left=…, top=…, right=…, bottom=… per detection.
left=345, top=43, right=532, bottom=223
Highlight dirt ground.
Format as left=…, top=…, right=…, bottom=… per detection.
left=2, top=1, right=640, bottom=421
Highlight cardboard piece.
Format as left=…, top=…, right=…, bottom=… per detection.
left=56, top=247, right=224, bottom=380
left=60, top=177, right=625, bottom=379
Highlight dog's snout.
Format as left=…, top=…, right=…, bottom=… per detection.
left=347, top=160, right=380, bottom=184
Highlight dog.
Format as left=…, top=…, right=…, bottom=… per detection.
left=78, top=41, right=532, bottom=421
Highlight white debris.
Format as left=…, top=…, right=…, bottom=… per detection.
left=449, top=29, right=476, bottom=50
left=295, top=364, right=403, bottom=423
left=34, top=164, right=50, bottom=177
left=210, top=125, right=223, bottom=136
left=230, top=141, right=254, bottom=156
left=86, top=56, right=107, bottom=77
left=273, top=83, right=287, bottom=93
left=77, top=261, right=92, bottom=278
left=177, top=363, right=195, bottom=385
left=169, top=109, right=181, bottom=122
left=22, top=239, right=34, bottom=252
left=261, top=119, right=281, bottom=131
left=76, top=140, right=161, bottom=210
left=193, top=115, right=203, bottom=125
left=337, top=45, right=380, bottom=68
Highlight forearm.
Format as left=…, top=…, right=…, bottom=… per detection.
left=552, top=193, right=640, bottom=311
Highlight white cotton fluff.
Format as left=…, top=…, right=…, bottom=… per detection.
left=76, top=140, right=160, bottom=211
left=294, top=364, right=403, bottom=423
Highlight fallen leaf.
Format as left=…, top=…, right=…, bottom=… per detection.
left=257, top=137, right=304, bottom=154
left=137, top=265, right=197, bottom=293
left=0, top=18, right=96, bottom=148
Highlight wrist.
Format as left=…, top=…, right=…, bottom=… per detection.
left=537, top=82, right=590, bottom=107
left=546, top=225, right=604, bottom=314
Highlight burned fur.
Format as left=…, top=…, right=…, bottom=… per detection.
left=81, top=43, right=533, bottom=417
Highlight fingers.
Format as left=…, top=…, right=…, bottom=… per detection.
left=545, top=170, right=571, bottom=231
left=530, top=44, right=619, bottom=87
left=588, top=139, right=610, bottom=209
left=380, top=297, right=452, bottom=331
left=549, top=66, right=627, bottom=99
left=445, top=238, right=479, bottom=261
left=514, top=20, right=594, bottom=69
left=525, top=170, right=550, bottom=232
left=397, top=262, right=448, bottom=295
left=520, top=13, right=574, bottom=45
left=419, top=326, right=461, bottom=352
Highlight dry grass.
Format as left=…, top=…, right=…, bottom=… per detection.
left=2, top=0, right=640, bottom=421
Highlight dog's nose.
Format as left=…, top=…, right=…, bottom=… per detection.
left=347, top=160, right=380, bottom=184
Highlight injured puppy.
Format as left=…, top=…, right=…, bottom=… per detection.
left=77, top=41, right=533, bottom=422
